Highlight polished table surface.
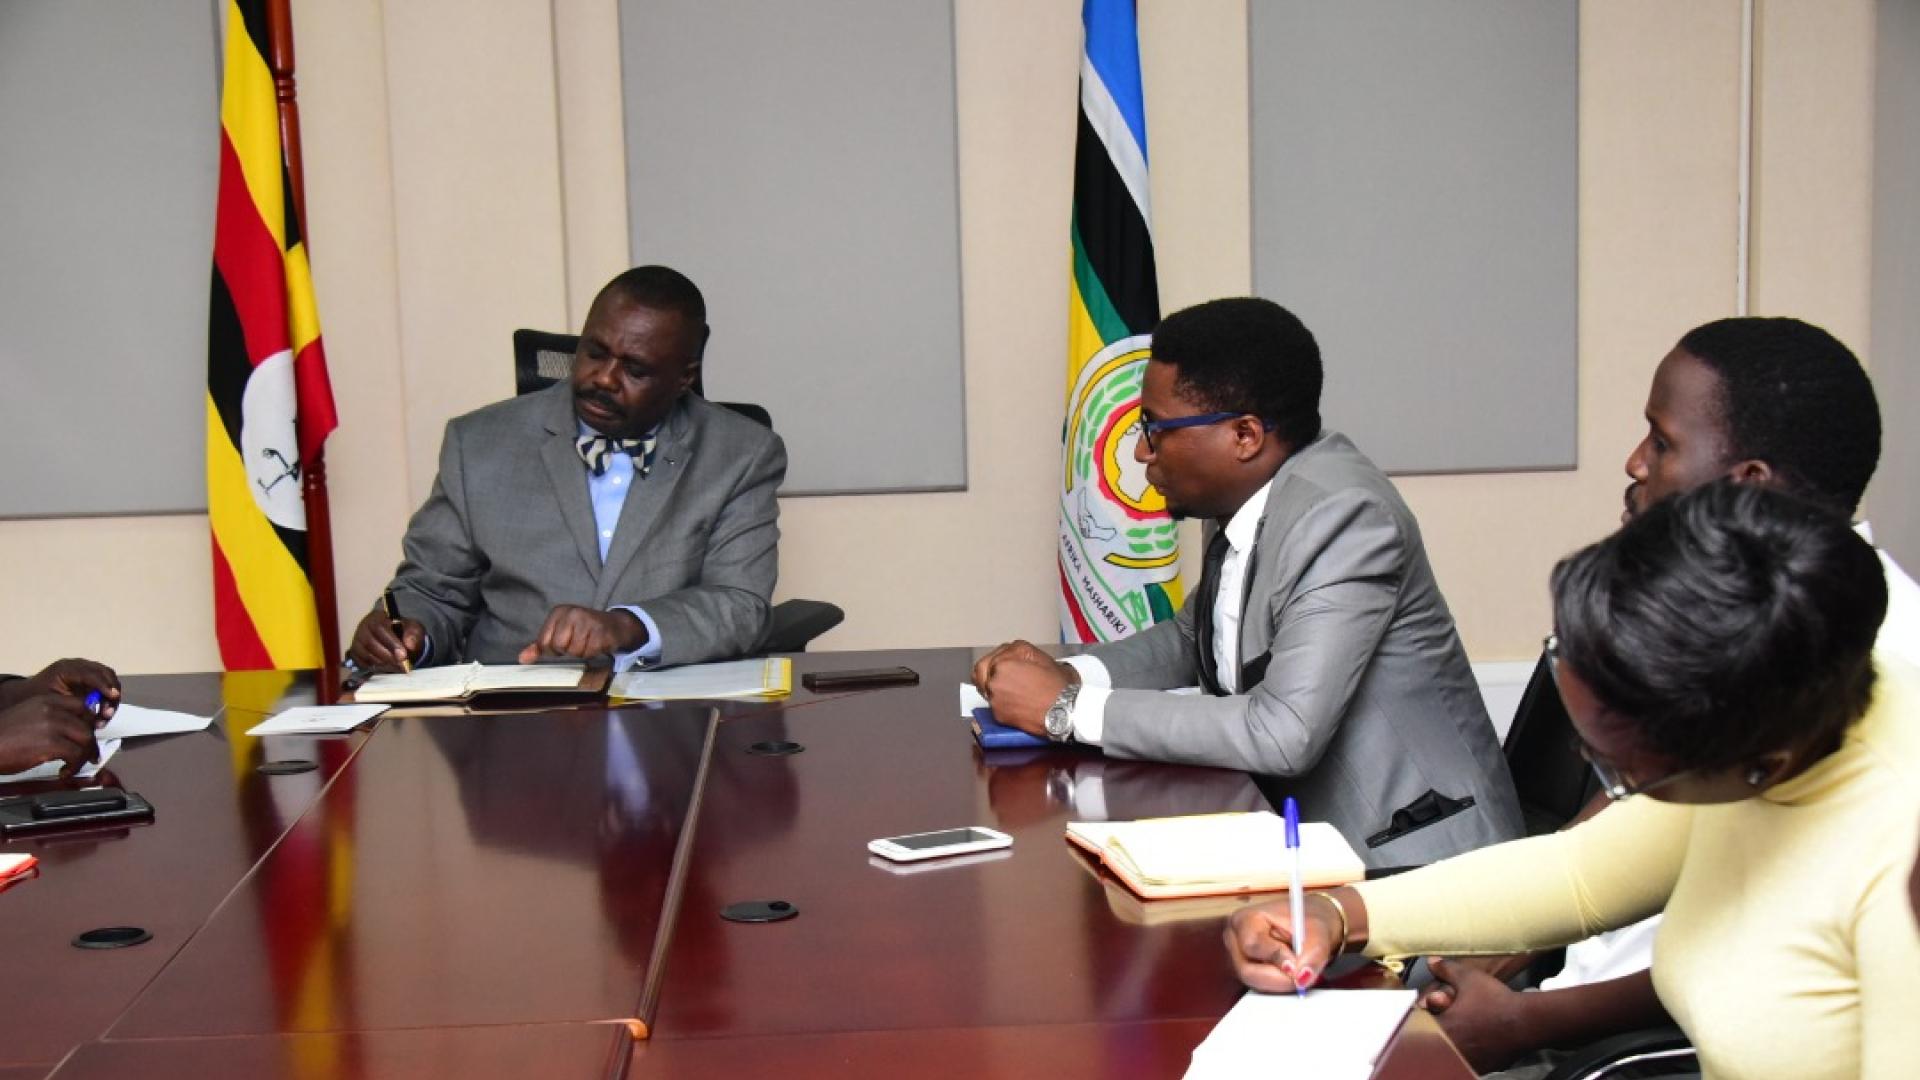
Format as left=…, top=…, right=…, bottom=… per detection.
left=0, top=672, right=368, bottom=1071
left=647, top=648, right=1268, bottom=1040
left=49, top=1023, right=634, bottom=1080
left=4, top=650, right=1469, bottom=1078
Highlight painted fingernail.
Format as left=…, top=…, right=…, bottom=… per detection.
left=1280, top=962, right=1296, bottom=977
left=1298, top=968, right=1317, bottom=988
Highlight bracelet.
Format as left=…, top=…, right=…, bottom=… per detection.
left=1309, top=890, right=1350, bottom=958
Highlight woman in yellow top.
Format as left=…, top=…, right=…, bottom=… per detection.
left=1226, top=482, right=1920, bottom=1080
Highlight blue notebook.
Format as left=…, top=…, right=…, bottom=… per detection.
left=970, top=706, right=1050, bottom=750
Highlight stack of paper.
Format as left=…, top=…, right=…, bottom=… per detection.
left=610, top=658, right=792, bottom=701
left=1186, top=989, right=1416, bottom=1079
left=354, top=662, right=590, bottom=704
left=1066, top=812, right=1365, bottom=899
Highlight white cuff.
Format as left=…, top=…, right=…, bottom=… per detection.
left=611, top=605, right=664, bottom=671
left=1069, top=683, right=1110, bottom=746
left=1062, top=653, right=1112, bottom=687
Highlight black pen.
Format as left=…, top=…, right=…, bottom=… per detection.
left=381, top=588, right=413, bottom=674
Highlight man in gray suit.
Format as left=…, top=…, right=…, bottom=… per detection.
left=348, top=265, right=784, bottom=672
left=976, top=298, right=1520, bottom=867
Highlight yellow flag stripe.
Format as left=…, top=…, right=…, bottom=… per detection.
left=285, top=242, right=321, bottom=354
left=220, top=0, right=286, bottom=253
left=1066, top=273, right=1105, bottom=396
left=207, top=395, right=321, bottom=667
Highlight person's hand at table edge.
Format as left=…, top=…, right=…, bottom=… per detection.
left=0, top=692, right=102, bottom=776
left=972, top=640, right=1080, bottom=736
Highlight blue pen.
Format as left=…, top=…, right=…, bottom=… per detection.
left=84, top=690, right=104, bottom=716
left=1284, top=796, right=1308, bottom=996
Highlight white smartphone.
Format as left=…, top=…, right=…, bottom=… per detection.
left=866, top=826, right=1013, bottom=863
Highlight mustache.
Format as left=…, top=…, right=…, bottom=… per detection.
left=577, top=389, right=620, bottom=412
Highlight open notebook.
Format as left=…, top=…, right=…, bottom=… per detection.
left=350, top=662, right=603, bottom=705
left=1066, top=811, right=1365, bottom=900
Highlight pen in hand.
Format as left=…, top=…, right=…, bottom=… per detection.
left=382, top=588, right=413, bottom=674
left=1284, top=796, right=1309, bottom=996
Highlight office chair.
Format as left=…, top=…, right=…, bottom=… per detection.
left=512, top=329, right=844, bottom=653
left=1543, top=1025, right=1697, bottom=1080
left=1503, top=652, right=1602, bottom=836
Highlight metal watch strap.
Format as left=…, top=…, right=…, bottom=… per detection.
left=1044, top=682, right=1080, bottom=742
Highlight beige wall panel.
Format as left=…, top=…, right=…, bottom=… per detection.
left=1749, top=0, right=1875, bottom=346
left=292, top=0, right=414, bottom=633
left=0, top=518, right=214, bottom=674
left=554, top=0, right=634, bottom=326
left=382, top=0, right=572, bottom=499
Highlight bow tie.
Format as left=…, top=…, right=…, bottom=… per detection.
left=575, top=431, right=658, bottom=478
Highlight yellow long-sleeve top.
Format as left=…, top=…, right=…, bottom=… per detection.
left=1354, top=659, right=1920, bottom=1080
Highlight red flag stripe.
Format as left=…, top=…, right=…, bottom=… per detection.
left=1058, top=561, right=1098, bottom=643
left=291, top=336, right=336, bottom=462
left=212, top=132, right=291, bottom=368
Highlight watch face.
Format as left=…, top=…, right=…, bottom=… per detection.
left=1045, top=705, right=1072, bottom=739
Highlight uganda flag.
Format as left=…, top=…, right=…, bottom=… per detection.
left=208, top=0, right=338, bottom=670
left=1058, top=0, right=1181, bottom=644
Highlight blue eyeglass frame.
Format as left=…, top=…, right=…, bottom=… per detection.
left=1137, top=412, right=1275, bottom=453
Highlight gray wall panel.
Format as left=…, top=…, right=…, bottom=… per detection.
left=1250, top=0, right=1577, bottom=474
left=1869, top=0, right=1920, bottom=569
left=618, top=0, right=966, bottom=494
left=0, top=0, right=219, bottom=517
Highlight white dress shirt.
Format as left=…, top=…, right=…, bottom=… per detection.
left=1064, top=478, right=1274, bottom=744
left=581, top=423, right=664, bottom=671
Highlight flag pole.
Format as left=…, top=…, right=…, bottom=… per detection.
left=266, top=0, right=342, bottom=704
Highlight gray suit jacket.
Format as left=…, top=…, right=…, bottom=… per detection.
left=1088, top=432, right=1521, bottom=867
left=386, top=383, right=785, bottom=666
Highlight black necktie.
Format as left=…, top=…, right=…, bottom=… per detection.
left=1193, top=528, right=1232, bottom=696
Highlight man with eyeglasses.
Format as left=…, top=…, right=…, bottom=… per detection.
left=975, top=297, right=1522, bottom=871
left=1416, top=316, right=1920, bottom=1079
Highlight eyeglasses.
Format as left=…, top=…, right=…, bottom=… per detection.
left=1543, top=634, right=1698, bottom=801
left=1137, top=412, right=1274, bottom=454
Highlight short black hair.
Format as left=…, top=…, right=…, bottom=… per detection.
left=1678, top=317, right=1880, bottom=515
left=1149, top=297, right=1322, bottom=449
left=600, top=265, right=708, bottom=328
left=1551, top=481, right=1885, bottom=774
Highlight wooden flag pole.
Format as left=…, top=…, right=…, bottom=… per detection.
left=266, top=0, right=342, bottom=704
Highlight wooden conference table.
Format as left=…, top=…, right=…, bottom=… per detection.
left=0, top=649, right=1471, bottom=1079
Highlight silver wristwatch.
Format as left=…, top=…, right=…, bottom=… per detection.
left=1043, top=683, right=1080, bottom=743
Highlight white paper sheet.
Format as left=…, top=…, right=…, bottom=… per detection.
left=0, top=738, right=123, bottom=785
left=97, top=703, right=213, bottom=740
left=610, top=658, right=789, bottom=700
left=246, top=704, right=389, bottom=736
left=1185, top=989, right=1416, bottom=1080
left=959, top=682, right=988, bottom=716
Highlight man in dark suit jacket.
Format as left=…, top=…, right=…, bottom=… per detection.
left=348, top=266, right=785, bottom=671
left=977, top=298, right=1520, bottom=867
